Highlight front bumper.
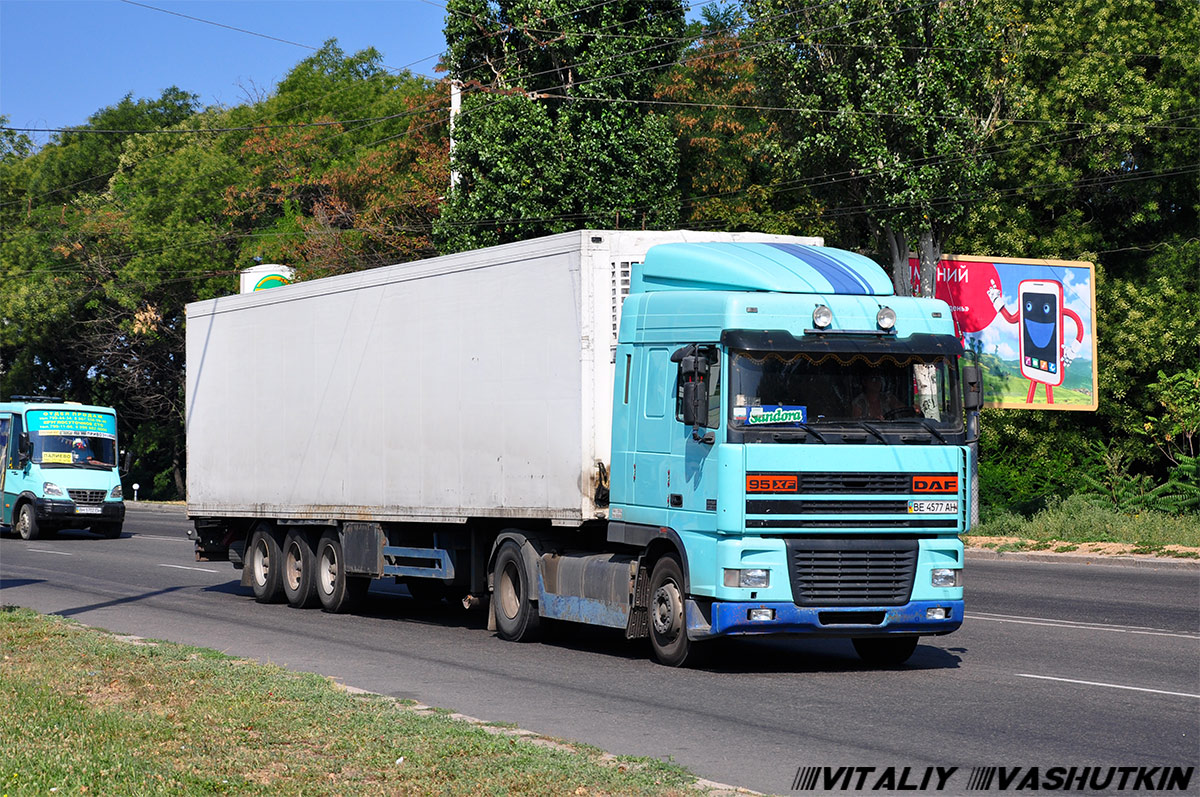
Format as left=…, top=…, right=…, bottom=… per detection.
left=685, top=598, right=963, bottom=640
left=35, top=497, right=125, bottom=523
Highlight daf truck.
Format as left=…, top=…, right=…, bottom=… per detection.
left=186, top=230, right=979, bottom=666
left=1, top=397, right=126, bottom=539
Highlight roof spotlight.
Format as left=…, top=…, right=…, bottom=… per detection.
left=812, top=304, right=833, bottom=329
left=876, top=306, right=896, bottom=331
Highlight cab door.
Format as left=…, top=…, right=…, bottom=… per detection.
left=0, top=413, right=12, bottom=525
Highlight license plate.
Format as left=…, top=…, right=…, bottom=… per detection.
left=75, top=505, right=102, bottom=515
left=908, top=500, right=957, bottom=514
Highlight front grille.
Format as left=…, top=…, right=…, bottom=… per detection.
left=68, top=489, right=106, bottom=505
left=747, top=499, right=911, bottom=515
left=792, top=473, right=911, bottom=494
left=785, top=537, right=918, bottom=607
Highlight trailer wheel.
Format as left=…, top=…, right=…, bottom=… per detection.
left=248, top=526, right=285, bottom=603
left=282, top=529, right=319, bottom=609
left=492, top=541, right=541, bottom=642
left=315, top=530, right=370, bottom=614
left=16, top=503, right=40, bottom=541
left=649, top=554, right=698, bottom=667
left=852, top=636, right=919, bottom=666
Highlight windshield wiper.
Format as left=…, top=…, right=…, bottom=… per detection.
left=857, top=421, right=888, bottom=444
left=897, top=417, right=949, bottom=443
left=772, top=425, right=827, bottom=444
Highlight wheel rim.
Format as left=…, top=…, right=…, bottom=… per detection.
left=284, top=542, right=303, bottom=591
left=318, top=545, right=337, bottom=595
left=497, top=560, right=521, bottom=621
left=252, top=538, right=270, bottom=587
left=652, top=581, right=683, bottom=640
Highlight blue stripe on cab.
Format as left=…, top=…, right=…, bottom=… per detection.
left=766, top=243, right=874, bottom=295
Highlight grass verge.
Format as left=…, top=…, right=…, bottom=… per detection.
left=968, top=495, right=1200, bottom=558
left=0, top=608, right=702, bottom=796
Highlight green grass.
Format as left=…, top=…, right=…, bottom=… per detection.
left=971, top=495, right=1200, bottom=556
left=0, top=608, right=701, bottom=796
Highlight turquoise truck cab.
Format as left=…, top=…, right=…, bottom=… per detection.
left=609, top=242, right=975, bottom=665
left=0, top=397, right=126, bottom=540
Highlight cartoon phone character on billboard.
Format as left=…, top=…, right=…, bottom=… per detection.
left=989, top=279, right=1083, bottom=404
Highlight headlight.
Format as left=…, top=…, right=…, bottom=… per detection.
left=43, top=482, right=65, bottom=498
left=110, top=485, right=123, bottom=499
left=931, top=568, right=962, bottom=588
left=812, top=304, right=833, bottom=329
left=876, top=306, right=896, bottom=330
left=723, top=568, right=771, bottom=589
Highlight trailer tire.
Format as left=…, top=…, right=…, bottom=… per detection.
left=492, top=541, right=541, bottom=642
left=852, top=636, right=919, bottom=666
left=315, top=530, right=370, bottom=614
left=248, top=526, right=285, bottom=603
left=649, top=554, right=699, bottom=667
left=282, top=529, right=319, bottom=609
left=16, top=503, right=40, bottom=541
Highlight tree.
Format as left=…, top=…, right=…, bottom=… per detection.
left=746, top=0, right=1011, bottom=294
left=654, top=6, right=830, bottom=236
left=435, top=0, right=686, bottom=251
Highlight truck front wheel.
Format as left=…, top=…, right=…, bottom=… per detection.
left=852, top=636, right=919, bottom=666
left=649, top=553, right=704, bottom=667
left=16, top=504, right=40, bottom=541
left=282, top=529, right=318, bottom=609
left=492, top=541, right=541, bottom=642
left=315, top=530, right=369, bottom=613
left=248, top=527, right=285, bottom=603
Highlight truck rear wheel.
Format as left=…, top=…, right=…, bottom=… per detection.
left=248, top=526, right=285, bottom=603
left=282, top=529, right=319, bottom=609
left=649, top=554, right=699, bottom=667
left=315, top=530, right=370, bottom=614
left=492, top=541, right=541, bottom=642
left=852, top=636, right=919, bottom=666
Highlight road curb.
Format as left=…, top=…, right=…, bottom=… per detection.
left=125, top=501, right=188, bottom=514
left=966, top=547, right=1200, bottom=570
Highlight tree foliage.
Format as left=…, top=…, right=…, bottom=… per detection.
left=435, top=0, right=686, bottom=251
left=746, top=0, right=1011, bottom=294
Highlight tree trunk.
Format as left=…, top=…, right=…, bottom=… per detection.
left=916, top=228, right=942, bottom=299
left=885, top=225, right=913, bottom=296
left=172, top=439, right=185, bottom=500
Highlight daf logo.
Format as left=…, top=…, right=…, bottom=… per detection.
left=913, top=476, right=958, bottom=493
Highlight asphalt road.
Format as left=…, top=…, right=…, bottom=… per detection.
left=2, top=504, right=1197, bottom=795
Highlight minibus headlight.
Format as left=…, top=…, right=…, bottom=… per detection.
left=43, top=482, right=65, bottom=498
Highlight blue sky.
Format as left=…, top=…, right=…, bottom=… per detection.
left=1, top=0, right=450, bottom=146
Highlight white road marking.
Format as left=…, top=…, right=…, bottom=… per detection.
left=967, top=612, right=1199, bottom=640
left=136, top=535, right=192, bottom=541
left=1016, top=674, right=1200, bottom=699
left=27, top=548, right=73, bottom=556
left=159, top=564, right=219, bottom=574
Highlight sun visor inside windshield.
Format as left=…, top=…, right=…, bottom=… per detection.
left=721, top=330, right=964, bottom=358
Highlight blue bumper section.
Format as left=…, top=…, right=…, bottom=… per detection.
left=685, top=599, right=964, bottom=640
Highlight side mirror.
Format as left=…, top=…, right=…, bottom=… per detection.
left=962, top=364, right=982, bottom=411
left=18, top=432, right=31, bottom=464
left=673, top=345, right=711, bottom=430
left=680, top=380, right=704, bottom=427
left=121, top=450, right=133, bottom=476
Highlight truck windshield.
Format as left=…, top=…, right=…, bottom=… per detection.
left=729, top=349, right=961, bottom=432
left=27, top=410, right=118, bottom=469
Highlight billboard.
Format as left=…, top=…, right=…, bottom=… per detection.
left=911, top=255, right=1098, bottom=411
